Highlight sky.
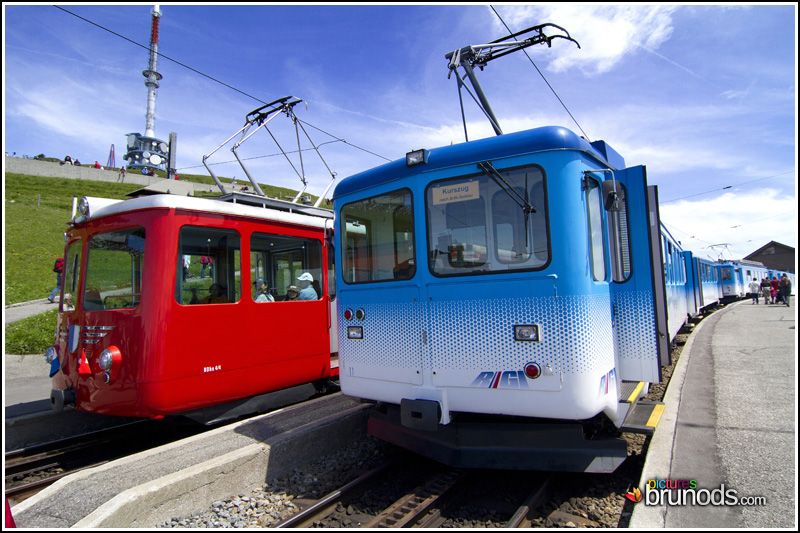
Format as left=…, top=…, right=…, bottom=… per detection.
left=3, top=3, right=797, bottom=262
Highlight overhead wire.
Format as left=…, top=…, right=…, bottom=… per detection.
left=660, top=170, right=795, bottom=203
left=489, top=5, right=591, bottom=141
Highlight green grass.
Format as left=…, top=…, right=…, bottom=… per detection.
left=4, top=174, right=142, bottom=305
left=5, top=309, right=59, bottom=355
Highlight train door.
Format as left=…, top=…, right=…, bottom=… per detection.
left=52, top=237, right=84, bottom=396
left=607, top=166, right=668, bottom=383
left=338, top=189, right=423, bottom=387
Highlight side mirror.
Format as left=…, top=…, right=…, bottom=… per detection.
left=602, top=180, right=626, bottom=212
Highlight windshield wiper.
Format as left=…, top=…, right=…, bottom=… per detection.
left=478, top=161, right=537, bottom=249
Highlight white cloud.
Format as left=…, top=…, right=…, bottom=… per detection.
left=491, top=5, right=678, bottom=75
left=660, top=189, right=797, bottom=261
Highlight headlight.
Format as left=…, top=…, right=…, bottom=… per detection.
left=97, top=346, right=122, bottom=382
left=45, top=345, right=58, bottom=364
left=99, top=349, right=114, bottom=371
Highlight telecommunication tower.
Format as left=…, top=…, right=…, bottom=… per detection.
left=124, top=5, right=173, bottom=175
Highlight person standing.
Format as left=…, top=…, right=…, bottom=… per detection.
left=779, top=274, right=792, bottom=307
left=770, top=276, right=780, bottom=304
left=48, top=257, right=64, bottom=303
left=748, top=278, right=760, bottom=304
left=760, top=277, right=772, bottom=305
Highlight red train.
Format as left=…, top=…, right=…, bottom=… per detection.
left=47, top=193, right=338, bottom=422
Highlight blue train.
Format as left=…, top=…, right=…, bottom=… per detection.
left=331, top=125, right=794, bottom=473
left=330, top=25, right=794, bottom=473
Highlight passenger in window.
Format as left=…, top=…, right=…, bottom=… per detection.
left=296, top=273, right=318, bottom=300
left=190, top=283, right=228, bottom=304
left=255, top=281, right=274, bottom=303
left=286, top=285, right=300, bottom=301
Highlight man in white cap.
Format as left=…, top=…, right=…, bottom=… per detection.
left=296, top=272, right=318, bottom=300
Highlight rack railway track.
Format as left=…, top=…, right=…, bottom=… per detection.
left=276, top=456, right=555, bottom=528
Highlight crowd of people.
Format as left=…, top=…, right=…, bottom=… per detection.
left=749, top=274, right=792, bottom=306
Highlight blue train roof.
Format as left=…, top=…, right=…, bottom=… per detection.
left=334, top=126, right=624, bottom=199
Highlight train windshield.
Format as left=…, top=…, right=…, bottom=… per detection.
left=427, top=164, right=548, bottom=276
left=83, top=227, right=145, bottom=310
left=61, top=239, right=82, bottom=311
left=340, top=189, right=415, bottom=283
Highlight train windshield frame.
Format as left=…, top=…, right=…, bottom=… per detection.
left=83, top=227, right=146, bottom=311
left=426, top=163, right=549, bottom=277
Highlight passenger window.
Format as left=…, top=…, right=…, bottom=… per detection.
left=176, top=227, right=241, bottom=305
left=251, top=233, right=323, bottom=301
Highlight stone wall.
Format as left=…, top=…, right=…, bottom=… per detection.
left=4, top=156, right=212, bottom=195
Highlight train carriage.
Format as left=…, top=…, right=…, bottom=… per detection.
left=661, top=225, right=689, bottom=341
left=333, top=126, right=670, bottom=472
left=48, top=194, right=338, bottom=421
left=718, top=262, right=745, bottom=301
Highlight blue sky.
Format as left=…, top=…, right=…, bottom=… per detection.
left=3, top=4, right=797, bottom=261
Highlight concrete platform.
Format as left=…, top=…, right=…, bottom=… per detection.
left=630, top=299, right=796, bottom=528
left=10, top=393, right=369, bottom=528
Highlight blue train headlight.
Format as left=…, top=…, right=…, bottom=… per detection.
left=514, top=324, right=540, bottom=342
left=406, top=149, right=427, bottom=166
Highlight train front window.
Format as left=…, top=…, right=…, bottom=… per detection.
left=427, top=165, right=548, bottom=276
left=83, top=227, right=145, bottom=310
left=176, top=227, right=241, bottom=305
left=340, top=189, right=415, bottom=284
left=61, top=239, right=82, bottom=311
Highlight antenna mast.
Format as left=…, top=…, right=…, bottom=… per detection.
left=144, top=5, right=162, bottom=138
left=123, top=5, right=173, bottom=176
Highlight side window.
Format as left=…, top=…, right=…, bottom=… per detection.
left=585, top=178, right=607, bottom=281
left=61, top=239, right=82, bottom=311
left=84, top=228, right=145, bottom=310
left=250, top=233, right=323, bottom=302
left=176, top=227, right=241, bottom=305
left=341, top=189, right=415, bottom=284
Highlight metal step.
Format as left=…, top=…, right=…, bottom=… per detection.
left=620, top=400, right=665, bottom=435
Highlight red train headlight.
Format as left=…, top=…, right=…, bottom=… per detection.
left=98, top=346, right=122, bottom=383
